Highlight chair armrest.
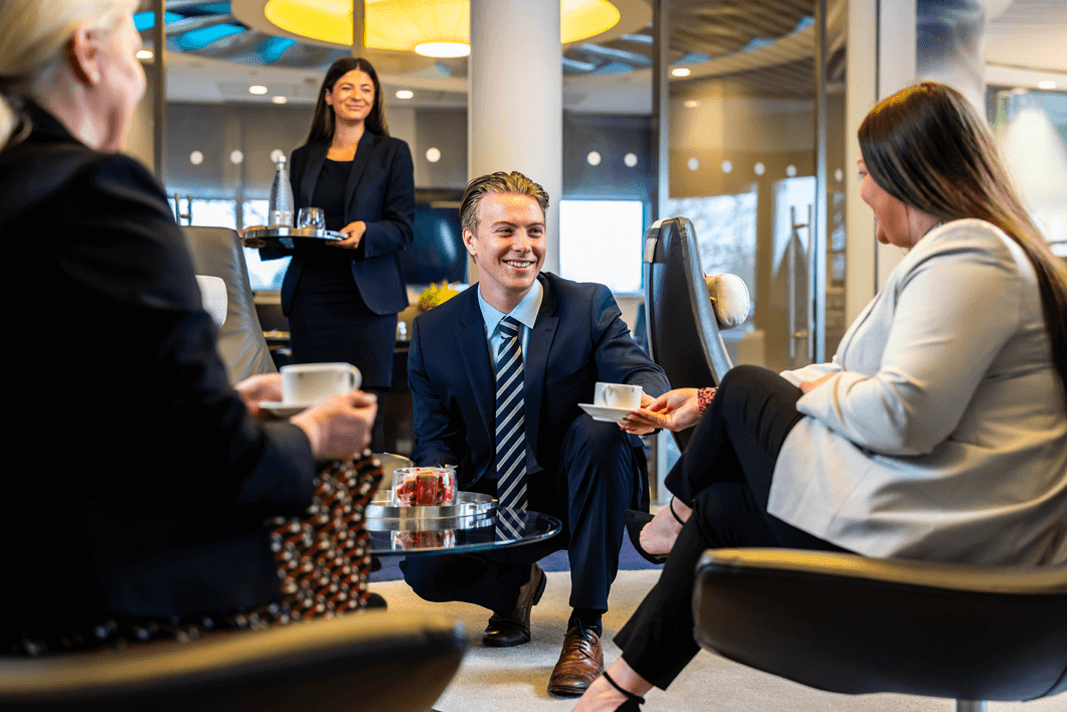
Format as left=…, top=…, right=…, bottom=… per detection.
left=697, top=548, right=1067, bottom=595
left=0, top=611, right=466, bottom=712
left=693, top=548, right=1067, bottom=702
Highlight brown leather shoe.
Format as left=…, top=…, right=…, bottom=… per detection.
left=482, top=563, right=546, bottom=647
left=547, top=625, right=604, bottom=697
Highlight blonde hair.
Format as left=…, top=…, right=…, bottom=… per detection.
left=460, top=171, right=550, bottom=233
left=0, top=0, right=137, bottom=147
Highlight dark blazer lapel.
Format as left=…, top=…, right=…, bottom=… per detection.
left=299, top=143, right=328, bottom=206
left=343, top=131, right=376, bottom=217
left=523, top=276, right=559, bottom=468
left=454, top=291, right=496, bottom=446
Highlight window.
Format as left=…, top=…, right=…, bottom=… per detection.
left=558, top=199, right=646, bottom=294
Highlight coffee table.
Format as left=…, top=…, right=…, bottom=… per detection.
left=365, top=507, right=561, bottom=556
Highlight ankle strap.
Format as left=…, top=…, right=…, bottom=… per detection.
left=669, top=498, right=686, bottom=526
left=602, top=671, right=646, bottom=704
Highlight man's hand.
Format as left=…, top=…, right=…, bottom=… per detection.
left=290, top=391, right=378, bottom=458
left=620, top=388, right=702, bottom=434
left=234, top=373, right=282, bottom=420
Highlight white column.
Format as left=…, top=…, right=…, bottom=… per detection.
left=845, top=0, right=879, bottom=325
left=846, top=0, right=918, bottom=300
left=468, top=0, right=563, bottom=280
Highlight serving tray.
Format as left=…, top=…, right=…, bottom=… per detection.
left=240, top=226, right=345, bottom=248
left=365, top=491, right=496, bottom=530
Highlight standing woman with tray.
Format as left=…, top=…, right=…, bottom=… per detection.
left=267, top=57, right=415, bottom=452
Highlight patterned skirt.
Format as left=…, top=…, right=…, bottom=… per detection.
left=8, top=454, right=384, bottom=656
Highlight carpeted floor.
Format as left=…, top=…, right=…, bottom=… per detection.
left=370, top=537, right=1064, bottom=712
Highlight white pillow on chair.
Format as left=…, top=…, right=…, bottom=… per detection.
left=705, top=274, right=750, bottom=329
left=196, top=275, right=228, bottom=328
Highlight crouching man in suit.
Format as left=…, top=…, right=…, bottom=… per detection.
left=402, top=171, right=670, bottom=696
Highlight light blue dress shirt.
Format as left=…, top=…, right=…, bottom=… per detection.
left=476, top=279, right=544, bottom=372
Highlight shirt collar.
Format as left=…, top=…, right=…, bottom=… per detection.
left=477, top=278, right=543, bottom=335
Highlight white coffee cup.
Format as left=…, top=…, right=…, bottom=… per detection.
left=280, top=362, right=361, bottom=406
left=594, top=382, right=643, bottom=410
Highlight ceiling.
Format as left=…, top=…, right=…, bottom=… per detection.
left=149, top=0, right=1066, bottom=110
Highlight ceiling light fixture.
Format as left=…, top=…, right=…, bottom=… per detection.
left=272, top=95, right=288, bottom=103
left=415, top=41, right=469, bottom=58
left=249, top=85, right=268, bottom=94
left=136, top=49, right=154, bottom=60
left=1037, top=80, right=1057, bottom=90
left=261, top=0, right=623, bottom=51
left=671, top=67, right=691, bottom=77
left=395, top=89, right=414, bottom=99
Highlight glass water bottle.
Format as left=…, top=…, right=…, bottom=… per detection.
left=268, top=155, right=295, bottom=228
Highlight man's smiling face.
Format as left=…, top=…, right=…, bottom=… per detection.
left=464, top=192, right=546, bottom=313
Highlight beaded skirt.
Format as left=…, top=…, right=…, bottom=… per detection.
left=8, top=453, right=384, bottom=656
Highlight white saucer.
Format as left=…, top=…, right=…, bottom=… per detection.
left=579, top=403, right=636, bottom=423
left=260, top=400, right=316, bottom=417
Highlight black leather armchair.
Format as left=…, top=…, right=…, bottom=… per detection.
left=0, top=611, right=466, bottom=712
left=643, top=217, right=746, bottom=450
left=182, top=225, right=276, bottom=383
left=694, top=549, right=1067, bottom=712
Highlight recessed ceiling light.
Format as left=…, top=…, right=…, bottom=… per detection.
left=1038, top=80, right=1057, bottom=90
left=272, top=96, right=288, bottom=104
left=671, top=67, right=691, bottom=77
left=136, top=49, right=153, bottom=60
left=415, top=41, right=470, bottom=58
left=249, top=85, right=268, bottom=95
left=395, top=89, right=414, bottom=100
left=684, top=99, right=700, bottom=108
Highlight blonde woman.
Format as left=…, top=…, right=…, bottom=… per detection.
left=1, top=0, right=376, bottom=653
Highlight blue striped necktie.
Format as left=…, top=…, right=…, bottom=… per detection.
left=495, top=316, right=527, bottom=511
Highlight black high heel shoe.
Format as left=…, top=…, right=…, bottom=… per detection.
left=623, top=499, right=686, bottom=565
left=602, top=671, right=645, bottom=711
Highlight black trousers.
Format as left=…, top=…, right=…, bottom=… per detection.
left=288, top=285, right=397, bottom=452
left=401, top=414, right=644, bottom=615
left=615, top=365, right=849, bottom=689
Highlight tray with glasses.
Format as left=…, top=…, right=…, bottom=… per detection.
left=240, top=226, right=345, bottom=249
left=365, top=491, right=497, bottom=530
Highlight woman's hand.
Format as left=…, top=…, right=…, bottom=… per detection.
left=620, top=388, right=702, bottom=433
left=799, top=372, right=835, bottom=394
left=330, top=221, right=367, bottom=249
left=290, top=391, right=378, bottom=458
left=239, top=225, right=267, bottom=248
left=234, top=373, right=282, bottom=420
left=616, top=393, right=659, bottom=435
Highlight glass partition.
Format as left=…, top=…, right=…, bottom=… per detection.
left=665, top=0, right=848, bottom=373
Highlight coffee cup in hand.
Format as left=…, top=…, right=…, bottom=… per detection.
left=594, top=382, right=643, bottom=411
left=280, top=363, right=361, bottom=406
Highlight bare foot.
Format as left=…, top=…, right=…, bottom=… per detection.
left=638, top=498, right=691, bottom=558
left=570, top=675, right=629, bottom=712
left=571, top=659, right=652, bottom=712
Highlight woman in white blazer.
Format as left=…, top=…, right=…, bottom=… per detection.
left=572, top=82, right=1067, bottom=712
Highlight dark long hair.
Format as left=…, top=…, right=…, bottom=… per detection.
left=306, top=57, right=389, bottom=144
left=859, top=81, right=1067, bottom=397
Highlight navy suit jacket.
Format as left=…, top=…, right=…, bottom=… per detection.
left=276, top=131, right=415, bottom=316
left=408, top=272, right=670, bottom=501
left=1, top=103, right=316, bottom=635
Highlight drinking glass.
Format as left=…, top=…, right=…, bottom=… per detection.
left=297, top=207, right=326, bottom=231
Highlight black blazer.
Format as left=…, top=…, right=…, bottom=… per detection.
left=0, top=104, right=316, bottom=638
left=408, top=273, right=670, bottom=499
left=279, top=132, right=415, bottom=316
